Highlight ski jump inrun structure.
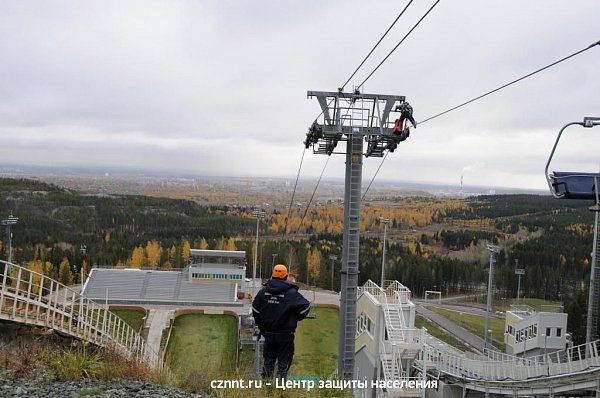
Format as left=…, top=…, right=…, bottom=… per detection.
left=0, top=260, right=161, bottom=368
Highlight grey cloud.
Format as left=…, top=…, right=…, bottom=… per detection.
left=1, top=0, right=599, bottom=189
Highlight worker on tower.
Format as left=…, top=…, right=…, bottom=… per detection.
left=393, top=102, right=416, bottom=141
left=252, top=264, right=310, bottom=380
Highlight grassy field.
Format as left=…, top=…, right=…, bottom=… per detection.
left=165, top=314, right=238, bottom=376
left=290, top=307, right=339, bottom=377
left=111, top=309, right=146, bottom=332
left=495, top=297, right=562, bottom=312
left=414, top=315, right=474, bottom=353
left=427, top=306, right=506, bottom=351
left=445, top=295, right=561, bottom=313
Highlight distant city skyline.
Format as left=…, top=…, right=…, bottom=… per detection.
left=1, top=1, right=599, bottom=190
left=0, top=162, right=546, bottom=195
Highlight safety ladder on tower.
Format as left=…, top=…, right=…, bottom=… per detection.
left=590, top=179, right=600, bottom=341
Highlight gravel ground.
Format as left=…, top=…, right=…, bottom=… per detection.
left=0, top=379, right=202, bottom=398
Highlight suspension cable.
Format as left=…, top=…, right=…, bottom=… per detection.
left=361, top=39, right=600, bottom=201
left=358, top=0, right=443, bottom=89
left=294, top=156, right=331, bottom=236
left=341, top=0, right=415, bottom=90
left=420, top=39, right=600, bottom=125
left=361, top=151, right=389, bottom=202
left=281, top=147, right=306, bottom=242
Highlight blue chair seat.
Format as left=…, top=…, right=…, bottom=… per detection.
left=550, top=172, right=600, bottom=200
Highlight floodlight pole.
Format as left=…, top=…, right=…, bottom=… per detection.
left=252, top=210, right=265, bottom=287
left=485, top=244, right=501, bottom=351
left=379, top=217, right=391, bottom=287
left=515, top=259, right=525, bottom=305
left=2, top=212, right=18, bottom=269
left=80, top=244, right=87, bottom=286
left=305, top=89, right=410, bottom=379
left=329, top=254, right=337, bottom=292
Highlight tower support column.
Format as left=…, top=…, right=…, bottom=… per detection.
left=338, top=134, right=363, bottom=379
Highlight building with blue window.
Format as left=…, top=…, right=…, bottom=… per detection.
left=188, top=249, right=248, bottom=287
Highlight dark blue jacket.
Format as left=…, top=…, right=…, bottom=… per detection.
left=252, top=278, right=310, bottom=334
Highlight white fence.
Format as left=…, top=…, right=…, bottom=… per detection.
left=0, top=260, right=160, bottom=368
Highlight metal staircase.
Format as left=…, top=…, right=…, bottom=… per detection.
left=359, top=279, right=600, bottom=397
left=139, top=271, right=151, bottom=299
left=359, top=280, right=424, bottom=396
left=172, top=272, right=184, bottom=300
left=0, top=260, right=160, bottom=368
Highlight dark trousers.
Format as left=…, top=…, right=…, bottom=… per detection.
left=262, top=332, right=294, bottom=379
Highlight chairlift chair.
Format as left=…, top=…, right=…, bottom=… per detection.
left=545, top=117, right=600, bottom=200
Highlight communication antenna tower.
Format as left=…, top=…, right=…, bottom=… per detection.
left=305, top=88, right=413, bottom=379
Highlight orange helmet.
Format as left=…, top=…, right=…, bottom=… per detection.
left=272, top=264, right=288, bottom=279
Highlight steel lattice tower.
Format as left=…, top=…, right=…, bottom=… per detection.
left=304, top=89, right=412, bottom=379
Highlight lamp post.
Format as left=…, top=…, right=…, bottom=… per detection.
left=484, top=244, right=501, bottom=351
left=80, top=244, right=87, bottom=286
left=252, top=209, right=265, bottom=288
left=523, top=330, right=527, bottom=359
left=270, top=253, right=277, bottom=279
left=515, top=259, right=525, bottom=305
left=378, top=217, right=391, bottom=288
left=1, top=212, right=19, bottom=268
left=329, top=254, right=337, bottom=292
left=542, top=333, right=549, bottom=375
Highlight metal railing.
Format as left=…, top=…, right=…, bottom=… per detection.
left=0, top=260, right=160, bottom=368
left=425, top=339, right=600, bottom=381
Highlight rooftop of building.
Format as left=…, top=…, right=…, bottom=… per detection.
left=82, top=268, right=239, bottom=306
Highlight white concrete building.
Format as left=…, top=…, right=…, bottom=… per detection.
left=188, top=249, right=248, bottom=288
left=355, top=280, right=425, bottom=397
left=504, top=305, right=568, bottom=357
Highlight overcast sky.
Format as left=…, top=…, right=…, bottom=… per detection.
left=1, top=0, right=599, bottom=190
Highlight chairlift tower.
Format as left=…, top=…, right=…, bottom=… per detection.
left=305, top=89, right=412, bottom=379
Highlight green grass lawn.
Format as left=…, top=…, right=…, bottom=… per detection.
left=447, top=295, right=562, bottom=313
left=165, top=314, right=238, bottom=376
left=110, top=309, right=146, bottom=332
left=427, top=306, right=506, bottom=351
left=415, top=315, right=475, bottom=353
left=291, top=307, right=339, bottom=377
left=494, top=297, right=562, bottom=312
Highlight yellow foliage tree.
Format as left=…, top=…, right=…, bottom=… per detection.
left=225, top=237, right=237, bottom=251
left=58, top=258, right=73, bottom=286
left=80, top=260, right=89, bottom=285
left=27, top=260, right=45, bottom=294
left=168, top=245, right=177, bottom=264
left=197, top=237, right=209, bottom=250
left=145, top=240, right=163, bottom=268
left=307, top=248, right=323, bottom=286
left=181, top=239, right=191, bottom=264
left=130, top=246, right=145, bottom=268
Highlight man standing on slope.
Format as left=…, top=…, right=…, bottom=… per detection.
left=252, top=264, right=310, bottom=380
